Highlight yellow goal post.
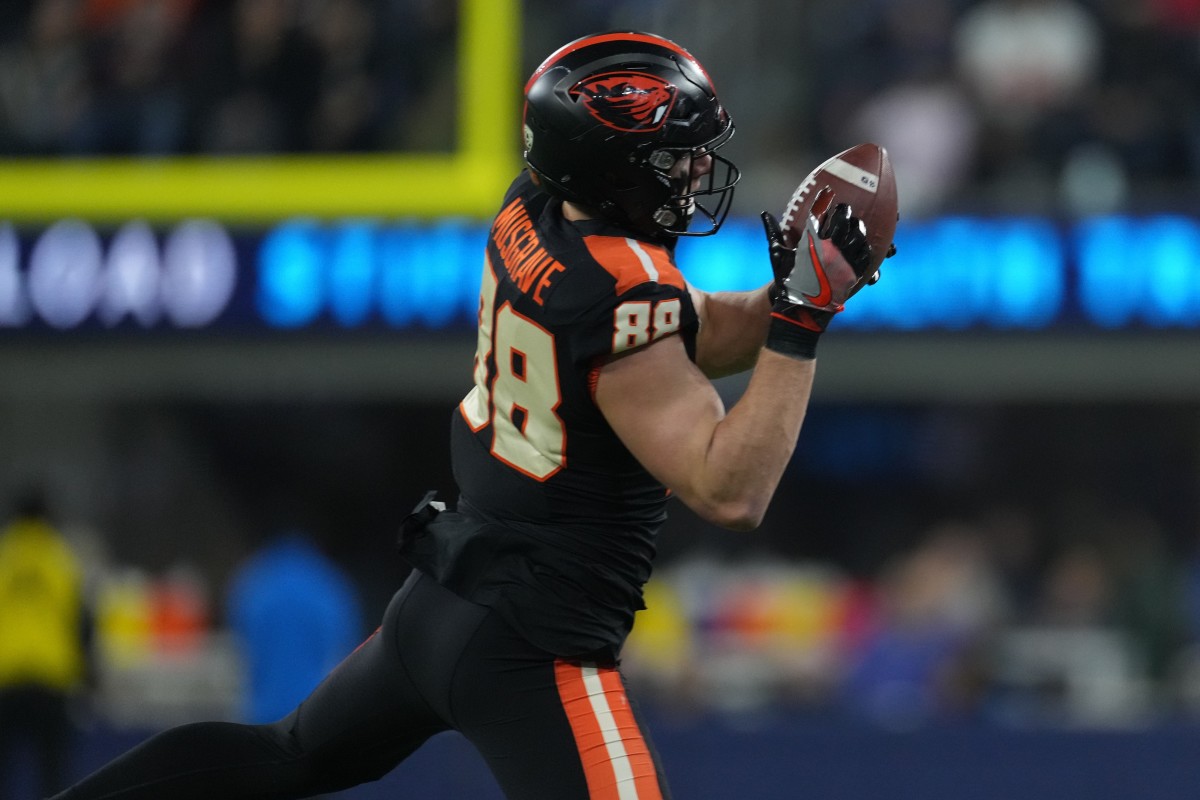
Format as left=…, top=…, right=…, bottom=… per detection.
left=0, top=0, right=521, bottom=224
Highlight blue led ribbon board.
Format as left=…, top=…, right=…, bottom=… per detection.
left=2, top=215, right=1200, bottom=334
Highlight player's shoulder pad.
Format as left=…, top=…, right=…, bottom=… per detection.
left=582, top=234, right=686, bottom=296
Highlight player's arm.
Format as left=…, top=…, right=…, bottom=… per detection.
left=597, top=191, right=889, bottom=531
left=687, top=283, right=773, bottom=379
left=596, top=333, right=813, bottom=531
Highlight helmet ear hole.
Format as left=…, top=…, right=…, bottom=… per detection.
left=652, top=207, right=679, bottom=228
left=647, top=150, right=676, bottom=171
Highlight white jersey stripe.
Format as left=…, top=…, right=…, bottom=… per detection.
left=581, top=663, right=640, bottom=799
left=625, top=238, right=660, bottom=283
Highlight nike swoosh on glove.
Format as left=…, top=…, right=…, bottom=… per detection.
left=763, top=187, right=876, bottom=332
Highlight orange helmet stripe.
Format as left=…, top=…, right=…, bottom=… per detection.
left=525, top=32, right=713, bottom=95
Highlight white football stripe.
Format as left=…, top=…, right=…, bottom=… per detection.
left=822, top=157, right=879, bottom=194
left=625, top=238, right=660, bottom=283
left=581, top=663, right=641, bottom=800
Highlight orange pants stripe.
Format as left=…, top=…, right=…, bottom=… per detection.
left=554, top=660, right=664, bottom=800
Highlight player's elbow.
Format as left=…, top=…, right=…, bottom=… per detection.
left=719, top=511, right=764, bottom=532
left=694, top=496, right=768, bottom=532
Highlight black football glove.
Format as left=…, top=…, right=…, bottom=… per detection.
left=762, top=187, right=892, bottom=357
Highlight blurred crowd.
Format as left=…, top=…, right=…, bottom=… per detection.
left=624, top=500, right=1200, bottom=729
left=6, top=481, right=1200, bottom=749
left=603, top=0, right=1200, bottom=216
left=787, top=0, right=1200, bottom=216
left=0, top=0, right=458, bottom=157
left=2, top=0, right=1200, bottom=217
left=0, top=486, right=367, bottom=798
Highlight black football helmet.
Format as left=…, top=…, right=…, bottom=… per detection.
left=523, top=31, right=739, bottom=239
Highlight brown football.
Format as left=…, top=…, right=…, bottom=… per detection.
left=779, top=143, right=898, bottom=273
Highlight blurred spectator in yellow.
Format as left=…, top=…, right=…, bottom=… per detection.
left=0, top=486, right=93, bottom=800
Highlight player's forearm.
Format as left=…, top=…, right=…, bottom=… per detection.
left=685, top=348, right=815, bottom=530
left=692, top=285, right=773, bottom=378
left=596, top=335, right=814, bottom=532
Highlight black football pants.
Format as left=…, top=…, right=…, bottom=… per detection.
left=50, top=570, right=670, bottom=800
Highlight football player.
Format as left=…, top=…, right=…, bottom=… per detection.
left=51, top=31, right=889, bottom=800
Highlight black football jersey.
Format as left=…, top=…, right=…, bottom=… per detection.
left=407, top=171, right=699, bottom=656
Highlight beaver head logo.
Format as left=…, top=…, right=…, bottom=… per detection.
left=570, top=71, right=678, bottom=133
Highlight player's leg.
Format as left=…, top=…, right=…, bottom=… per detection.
left=278, top=569, right=496, bottom=789
left=50, top=572, right=457, bottom=800
left=452, top=615, right=673, bottom=800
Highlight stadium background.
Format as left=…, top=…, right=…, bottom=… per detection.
left=3, top=0, right=1200, bottom=797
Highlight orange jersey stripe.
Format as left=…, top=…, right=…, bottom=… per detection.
left=584, top=236, right=685, bottom=296
left=554, top=659, right=663, bottom=800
